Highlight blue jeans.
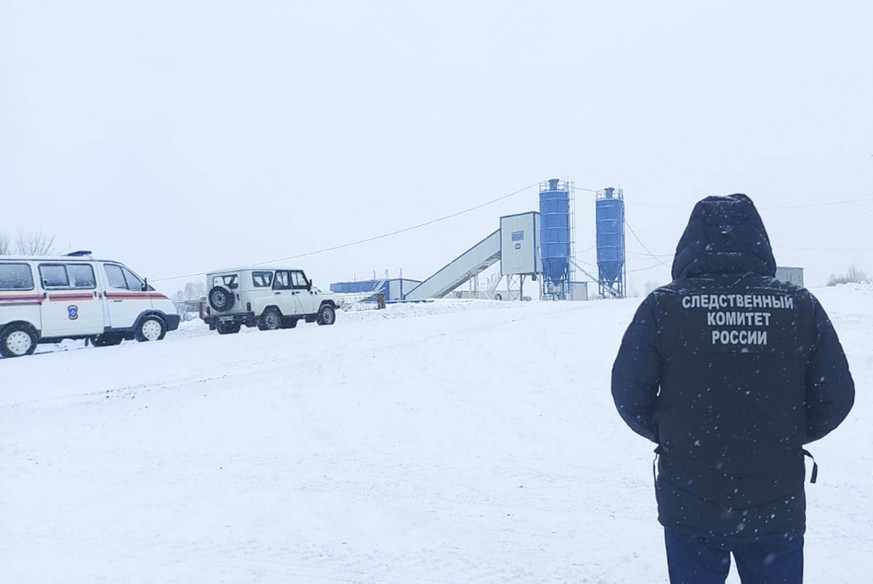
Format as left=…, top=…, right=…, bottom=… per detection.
left=665, top=528, right=804, bottom=584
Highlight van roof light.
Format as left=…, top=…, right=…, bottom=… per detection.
left=65, top=250, right=93, bottom=257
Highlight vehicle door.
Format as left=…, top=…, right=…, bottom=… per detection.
left=102, top=263, right=151, bottom=329
left=249, top=270, right=275, bottom=312
left=37, top=262, right=105, bottom=337
left=272, top=270, right=305, bottom=316
left=290, top=270, right=316, bottom=314
left=210, top=274, right=240, bottom=312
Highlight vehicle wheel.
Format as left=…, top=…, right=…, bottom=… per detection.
left=316, top=304, right=336, bottom=326
left=208, top=286, right=235, bottom=313
left=280, top=318, right=298, bottom=329
left=257, top=308, right=282, bottom=331
left=0, top=323, right=38, bottom=358
left=217, top=321, right=241, bottom=335
left=135, top=315, right=166, bottom=342
left=92, top=333, right=123, bottom=347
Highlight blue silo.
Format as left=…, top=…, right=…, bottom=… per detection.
left=539, top=179, right=572, bottom=299
left=596, top=187, right=626, bottom=298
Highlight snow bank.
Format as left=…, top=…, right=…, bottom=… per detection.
left=1, top=291, right=869, bottom=583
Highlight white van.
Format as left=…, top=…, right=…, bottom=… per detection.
left=0, top=253, right=181, bottom=358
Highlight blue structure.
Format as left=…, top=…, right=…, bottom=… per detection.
left=330, top=279, right=421, bottom=303
left=539, top=179, right=574, bottom=300
left=596, top=187, right=626, bottom=298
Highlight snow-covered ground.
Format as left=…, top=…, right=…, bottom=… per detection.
left=2, top=287, right=871, bottom=583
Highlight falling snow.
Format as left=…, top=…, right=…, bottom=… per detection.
left=1, top=285, right=871, bottom=583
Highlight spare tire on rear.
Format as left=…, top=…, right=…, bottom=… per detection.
left=208, top=286, right=235, bottom=313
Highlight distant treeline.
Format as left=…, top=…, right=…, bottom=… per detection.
left=0, top=231, right=56, bottom=255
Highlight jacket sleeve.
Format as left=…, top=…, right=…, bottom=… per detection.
left=612, top=294, right=662, bottom=443
left=804, top=297, right=855, bottom=443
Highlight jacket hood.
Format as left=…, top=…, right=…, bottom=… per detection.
left=671, top=194, right=777, bottom=280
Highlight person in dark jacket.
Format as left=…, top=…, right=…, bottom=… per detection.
left=611, top=194, right=854, bottom=584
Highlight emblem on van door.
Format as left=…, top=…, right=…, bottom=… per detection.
left=68, top=305, right=79, bottom=320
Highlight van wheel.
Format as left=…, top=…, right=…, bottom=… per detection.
left=208, top=286, right=235, bottom=313
left=135, top=316, right=166, bottom=342
left=257, top=308, right=282, bottom=331
left=316, top=304, right=336, bottom=326
left=92, top=334, right=123, bottom=347
left=217, top=322, right=241, bottom=335
left=0, top=323, right=38, bottom=358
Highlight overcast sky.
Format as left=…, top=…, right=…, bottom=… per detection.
left=2, top=0, right=872, bottom=295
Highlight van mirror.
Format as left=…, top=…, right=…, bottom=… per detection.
left=142, top=278, right=149, bottom=292
left=306, top=280, right=312, bottom=291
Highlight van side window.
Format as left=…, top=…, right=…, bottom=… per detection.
left=273, top=271, right=292, bottom=290
left=37, top=264, right=97, bottom=290
left=212, top=275, right=238, bottom=290
left=39, top=264, right=70, bottom=288
left=122, top=267, right=144, bottom=291
left=0, top=263, right=34, bottom=290
left=67, top=265, right=96, bottom=289
left=291, top=271, right=309, bottom=289
left=104, top=264, right=147, bottom=291
left=252, top=271, right=273, bottom=288
left=105, top=265, right=128, bottom=289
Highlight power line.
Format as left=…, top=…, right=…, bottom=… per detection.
left=152, top=181, right=541, bottom=283
left=627, top=250, right=673, bottom=258
left=626, top=196, right=873, bottom=211
left=573, top=257, right=598, bottom=268
left=624, top=219, right=671, bottom=268
left=628, top=262, right=668, bottom=273
left=625, top=202, right=686, bottom=210
left=764, top=197, right=873, bottom=210
left=153, top=184, right=871, bottom=285
left=782, top=199, right=873, bottom=233
left=777, top=246, right=873, bottom=252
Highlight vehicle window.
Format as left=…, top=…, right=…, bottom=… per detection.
left=0, top=263, right=34, bottom=290
left=105, top=264, right=128, bottom=289
left=68, top=264, right=96, bottom=289
left=252, top=271, right=273, bottom=287
left=122, top=267, right=145, bottom=291
left=212, top=275, right=239, bottom=289
left=273, top=271, right=292, bottom=290
left=291, top=271, right=309, bottom=289
left=39, top=264, right=70, bottom=288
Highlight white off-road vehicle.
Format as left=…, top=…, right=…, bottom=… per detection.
left=202, top=267, right=339, bottom=335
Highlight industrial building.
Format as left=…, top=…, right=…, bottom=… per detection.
left=330, top=278, right=422, bottom=303
left=595, top=187, right=626, bottom=298
left=331, top=178, right=628, bottom=303
left=538, top=179, right=574, bottom=300
left=775, top=266, right=804, bottom=287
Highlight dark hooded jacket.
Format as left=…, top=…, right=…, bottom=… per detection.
left=611, top=194, right=854, bottom=539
